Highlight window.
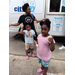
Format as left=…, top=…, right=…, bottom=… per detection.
left=50, top=0, right=61, bottom=12
left=61, top=0, right=65, bottom=12
left=48, top=0, right=65, bottom=14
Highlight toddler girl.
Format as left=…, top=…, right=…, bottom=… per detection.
left=20, top=24, right=36, bottom=60
left=34, top=19, right=55, bottom=75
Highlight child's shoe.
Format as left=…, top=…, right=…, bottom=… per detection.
left=26, top=56, right=29, bottom=60
left=32, top=53, right=35, bottom=57
left=41, top=73, right=47, bottom=75
left=37, top=68, right=44, bottom=73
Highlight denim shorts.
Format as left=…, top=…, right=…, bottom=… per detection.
left=37, top=57, right=50, bottom=67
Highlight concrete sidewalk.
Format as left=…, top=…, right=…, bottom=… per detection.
left=9, top=32, right=65, bottom=60
left=9, top=55, right=65, bottom=75
left=9, top=32, right=65, bottom=75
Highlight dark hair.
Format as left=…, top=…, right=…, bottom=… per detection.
left=25, top=24, right=31, bottom=27
left=22, top=3, right=29, bottom=12
left=40, top=19, right=51, bottom=29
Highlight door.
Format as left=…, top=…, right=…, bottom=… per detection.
left=45, top=0, right=65, bottom=36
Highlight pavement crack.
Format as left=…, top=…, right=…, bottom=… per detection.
left=9, top=53, right=65, bottom=61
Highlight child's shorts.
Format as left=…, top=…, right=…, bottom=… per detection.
left=25, top=43, right=34, bottom=50
left=37, top=57, right=50, bottom=67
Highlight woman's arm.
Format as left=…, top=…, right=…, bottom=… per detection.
left=34, top=18, right=48, bottom=23
left=9, top=23, right=20, bottom=27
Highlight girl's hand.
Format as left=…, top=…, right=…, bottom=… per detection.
left=33, top=34, right=36, bottom=37
left=20, top=24, right=24, bottom=28
left=48, top=36, right=53, bottom=43
left=34, top=41, right=37, bottom=45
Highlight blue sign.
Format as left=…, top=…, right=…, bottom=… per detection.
left=14, top=6, right=23, bottom=12
left=14, top=6, right=35, bottom=12
left=30, top=6, right=35, bottom=11
left=54, top=17, right=62, bottom=19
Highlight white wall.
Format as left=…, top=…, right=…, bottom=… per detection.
left=9, top=0, right=45, bottom=32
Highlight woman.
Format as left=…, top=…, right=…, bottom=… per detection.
left=9, top=3, right=47, bottom=41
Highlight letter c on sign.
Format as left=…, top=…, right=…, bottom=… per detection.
left=14, top=7, right=17, bottom=11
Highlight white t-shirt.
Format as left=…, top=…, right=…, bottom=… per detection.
left=23, top=29, right=35, bottom=43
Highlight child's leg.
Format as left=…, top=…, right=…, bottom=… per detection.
left=30, top=49, right=35, bottom=57
left=30, top=49, right=33, bottom=54
left=37, top=58, right=44, bottom=73
left=41, top=64, right=44, bottom=70
left=43, top=67, right=48, bottom=75
left=26, top=50, right=28, bottom=56
left=29, top=43, right=34, bottom=55
left=25, top=50, right=29, bottom=59
left=25, top=43, right=29, bottom=56
left=41, top=59, right=50, bottom=75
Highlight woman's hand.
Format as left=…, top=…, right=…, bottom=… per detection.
left=9, top=24, right=11, bottom=27
left=43, top=18, right=48, bottom=20
left=34, top=18, right=49, bottom=23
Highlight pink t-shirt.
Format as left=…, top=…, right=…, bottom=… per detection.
left=37, top=34, right=55, bottom=61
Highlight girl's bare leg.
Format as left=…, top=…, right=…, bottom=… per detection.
left=30, top=49, right=33, bottom=54
left=41, top=64, right=44, bottom=70
left=43, top=67, right=48, bottom=75
left=26, top=50, right=28, bottom=56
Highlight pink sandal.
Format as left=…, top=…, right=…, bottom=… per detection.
left=32, top=54, right=35, bottom=57
left=41, top=73, right=47, bottom=75
left=26, top=56, right=29, bottom=60
left=37, top=68, right=44, bottom=73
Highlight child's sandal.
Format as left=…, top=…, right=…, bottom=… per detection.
left=26, top=56, right=29, bottom=60
left=41, top=73, right=47, bottom=75
left=37, top=68, right=44, bottom=73
left=32, top=53, right=35, bottom=57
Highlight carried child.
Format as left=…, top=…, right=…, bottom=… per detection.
left=20, top=24, right=36, bottom=60
left=34, top=19, right=55, bottom=75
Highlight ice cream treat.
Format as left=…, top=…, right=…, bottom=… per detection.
left=47, top=36, right=52, bottom=42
